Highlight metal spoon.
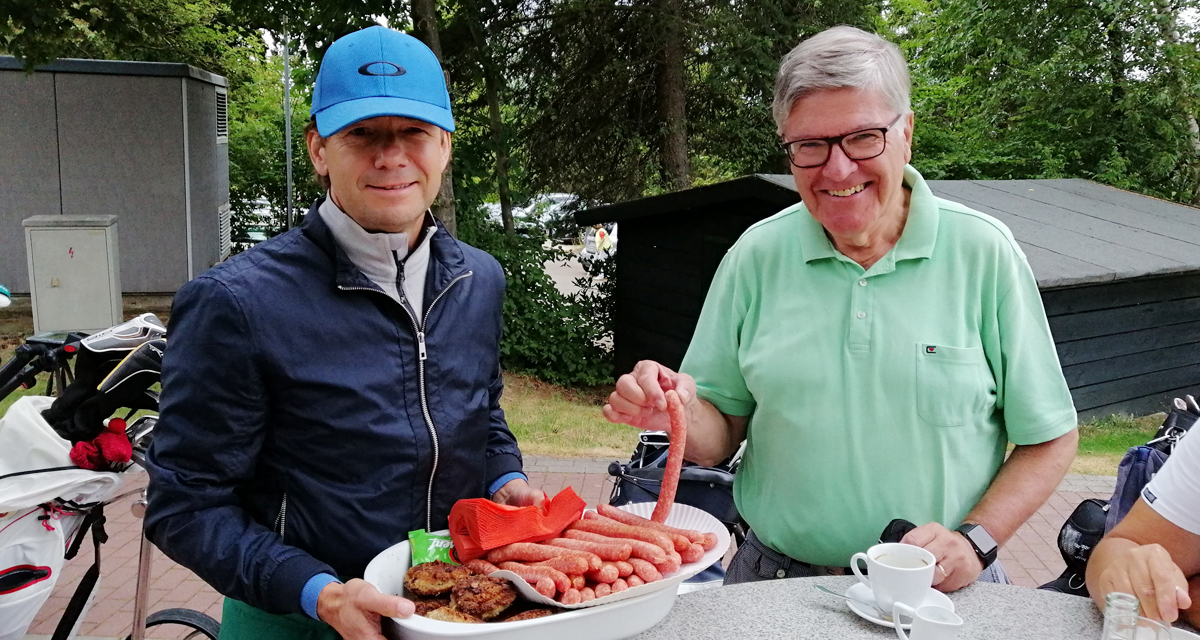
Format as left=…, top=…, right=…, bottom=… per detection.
left=813, top=584, right=895, bottom=621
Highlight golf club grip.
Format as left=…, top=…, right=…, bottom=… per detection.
left=0, top=351, right=37, bottom=395
left=0, top=365, right=36, bottom=401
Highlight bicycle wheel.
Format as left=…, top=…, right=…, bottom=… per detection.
left=124, top=607, right=220, bottom=640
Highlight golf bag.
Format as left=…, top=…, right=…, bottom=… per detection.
left=0, top=396, right=123, bottom=640
left=1040, top=402, right=1197, bottom=597
left=0, top=315, right=166, bottom=639
left=608, top=432, right=746, bottom=591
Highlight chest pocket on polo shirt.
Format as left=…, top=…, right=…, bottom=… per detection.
left=915, top=343, right=993, bottom=427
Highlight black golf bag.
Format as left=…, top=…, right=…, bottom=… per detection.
left=607, top=431, right=746, bottom=589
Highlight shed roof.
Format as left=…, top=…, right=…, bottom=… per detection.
left=577, top=175, right=1200, bottom=289
left=0, top=55, right=227, bottom=87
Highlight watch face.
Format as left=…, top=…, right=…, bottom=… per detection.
left=964, top=525, right=998, bottom=553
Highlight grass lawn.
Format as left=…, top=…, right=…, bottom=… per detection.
left=500, top=375, right=639, bottom=458
left=1071, top=413, right=1163, bottom=476
left=0, top=294, right=1169, bottom=472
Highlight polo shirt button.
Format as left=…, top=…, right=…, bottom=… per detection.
left=859, top=280, right=867, bottom=286
left=857, top=311, right=866, bottom=319
left=775, top=569, right=786, bottom=578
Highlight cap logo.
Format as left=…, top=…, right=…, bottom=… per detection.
left=358, top=61, right=406, bottom=76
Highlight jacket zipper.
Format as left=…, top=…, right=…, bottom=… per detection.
left=274, top=492, right=288, bottom=541
left=340, top=268, right=474, bottom=532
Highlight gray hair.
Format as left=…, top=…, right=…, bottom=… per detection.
left=772, top=26, right=911, bottom=134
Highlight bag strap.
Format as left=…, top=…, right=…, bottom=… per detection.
left=50, top=504, right=107, bottom=640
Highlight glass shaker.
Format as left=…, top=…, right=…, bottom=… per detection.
left=1100, top=592, right=1169, bottom=640
left=1101, top=592, right=1141, bottom=640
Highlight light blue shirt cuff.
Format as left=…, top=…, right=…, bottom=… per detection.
left=487, top=472, right=528, bottom=498
left=301, top=573, right=342, bottom=620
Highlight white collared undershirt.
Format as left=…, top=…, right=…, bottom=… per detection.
left=317, top=196, right=435, bottom=316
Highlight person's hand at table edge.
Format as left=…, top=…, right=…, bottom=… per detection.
left=1090, top=540, right=1192, bottom=623
left=1087, top=497, right=1200, bottom=625
left=491, top=477, right=546, bottom=507
left=318, top=578, right=415, bottom=640
left=901, top=522, right=983, bottom=592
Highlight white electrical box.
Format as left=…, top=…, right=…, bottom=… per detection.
left=23, top=215, right=122, bottom=333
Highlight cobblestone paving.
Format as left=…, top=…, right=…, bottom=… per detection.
left=24, top=460, right=1115, bottom=639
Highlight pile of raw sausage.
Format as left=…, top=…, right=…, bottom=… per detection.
left=467, top=504, right=718, bottom=604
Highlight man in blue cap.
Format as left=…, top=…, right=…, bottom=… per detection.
left=145, top=25, right=543, bottom=639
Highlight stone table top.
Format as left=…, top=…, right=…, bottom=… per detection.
left=629, top=575, right=1199, bottom=639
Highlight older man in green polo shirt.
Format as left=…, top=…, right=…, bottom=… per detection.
left=603, top=25, right=1079, bottom=592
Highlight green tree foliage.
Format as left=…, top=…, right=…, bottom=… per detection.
left=1, top=0, right=255, bottom=82
left=458, top=213, right=615, bottom=387
left=226, top=46, right=323, bottom=243
left=483, top=0, right=880, bottom=206
left=688, top=0, right=881, bottom=182
left=893, top=0, right=1200, bottom=202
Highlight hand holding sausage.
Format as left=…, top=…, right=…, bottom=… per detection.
left=603, top=361, right=696, bottom=431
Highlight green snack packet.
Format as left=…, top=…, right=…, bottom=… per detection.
left=409, top=529, right=456, bottom=565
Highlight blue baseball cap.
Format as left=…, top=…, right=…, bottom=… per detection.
left=310, top=25, right=455, bottom=136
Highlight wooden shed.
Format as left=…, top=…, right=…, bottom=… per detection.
left=576, top=176, right=1200, bottom=420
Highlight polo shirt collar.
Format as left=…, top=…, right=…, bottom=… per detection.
left=893, top=165, right=939, bottom=261
left=797, top=164, right=939, bottom=267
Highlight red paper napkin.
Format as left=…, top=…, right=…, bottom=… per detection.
left=448, top=487, right=586, bottom=562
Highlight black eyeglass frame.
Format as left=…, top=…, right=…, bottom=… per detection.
left=780, top=113, right=907, bottom=169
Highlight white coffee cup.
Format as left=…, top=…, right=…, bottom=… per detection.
left=850, top=542, right=936, bottom=613
left=893, top=604, right=962, bottom=640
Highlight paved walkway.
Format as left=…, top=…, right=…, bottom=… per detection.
left=24, top=458, right=1115, bottom=639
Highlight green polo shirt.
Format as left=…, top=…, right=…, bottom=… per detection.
left=680, top=165, right=1076, bottom=567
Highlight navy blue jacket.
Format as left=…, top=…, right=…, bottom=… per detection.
left=144, top=201, right=524, bottom=615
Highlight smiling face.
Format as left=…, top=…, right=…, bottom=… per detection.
left=782, top=88, right=913, bottom=252
left=306, top=115, right=451, bottom=235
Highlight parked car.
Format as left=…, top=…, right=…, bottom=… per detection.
left=482, top=193, right=585, bottom=242
left=526, top=193, right=584, bottom=243
left=232, top=197, right=274, bottom=247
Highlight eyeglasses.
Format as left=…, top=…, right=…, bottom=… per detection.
left=780, top=113, right=906, bottom=169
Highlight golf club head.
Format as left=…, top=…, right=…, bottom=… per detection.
left=81, top=313, right=166, bottom=354
left=126, top=415, right=158, bottom=468
left=97, top=338, right=165, bottom=395
left=0, top=283, right=10, bottom=308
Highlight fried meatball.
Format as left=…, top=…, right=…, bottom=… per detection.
left=411, top=597, right=451, bottom=617
left=404, top=561, right=473, bottom=597
left=496, top=608, right=556, bottom=622
left=424, top=606, right=484, bottom=624
left=450, top=575, right=518, bottom=620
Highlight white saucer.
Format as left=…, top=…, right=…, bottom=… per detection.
left=845, top=582, right=955, bottom=630
left=1172, top=627, right=1200, bottom=640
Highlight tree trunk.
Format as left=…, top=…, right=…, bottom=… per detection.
left=656, top=0, right=689, bottom=191
left=410, top=0, right=457, bottom=236
left=410, top=0, right=443, bottom=58
left=1103, top=15, right=1124, bottom=107
left=463, top=0, right=515, bottom=236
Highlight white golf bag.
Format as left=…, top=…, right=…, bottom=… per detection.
left=0, top=396, right=126, bottom=640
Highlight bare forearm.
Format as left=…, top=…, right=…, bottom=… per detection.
left=965, top=430, right=1078, bottom=544
left=684, top=398, right=747, bottom=467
